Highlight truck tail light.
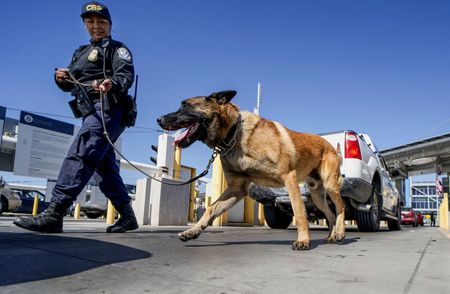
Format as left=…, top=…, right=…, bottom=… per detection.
left=345, top=131, right=362, bottom=160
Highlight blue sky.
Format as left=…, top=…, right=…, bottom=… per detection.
left=1, top=0, right=449, bottom=185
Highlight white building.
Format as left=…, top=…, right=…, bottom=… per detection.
left=410, top=181, right=441, bottom=213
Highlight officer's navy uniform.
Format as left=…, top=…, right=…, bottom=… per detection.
left=13, top=1, right=138, bottom=233
left=52, top=37, right=134, bottom=209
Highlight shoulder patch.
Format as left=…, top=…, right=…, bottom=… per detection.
left=117, top=47, right=131, bottom=61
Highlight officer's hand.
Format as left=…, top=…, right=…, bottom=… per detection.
left=93, top=79, right=113, bottom=93
left=55, top=68, right=69, bottom=82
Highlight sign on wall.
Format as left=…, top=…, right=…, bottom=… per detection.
left=13, top=111, right=78, bottom=180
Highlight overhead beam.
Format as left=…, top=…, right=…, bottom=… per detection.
left=381, top=134, right=450, bottom=163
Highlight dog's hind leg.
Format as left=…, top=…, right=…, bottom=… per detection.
left=307, top=180, right=337, bottom=244
left=284, top=171, right=310, bottom=250
left=321, top=167, right=345, bottom=243
left=325, top=186, right=345, bottom=242
left=178, top=178, right=248, bottom=242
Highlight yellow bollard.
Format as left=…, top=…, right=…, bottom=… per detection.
left=174, top=146, right=182, bottom=180
left=439, top=193, right=449, bottom=230
left=221, top=172, right=228, bottom=224
left=32, top=195, right=39, bottom=216
left=211, top=155, right=227, bottom=226
left=188, top=168, right=197, bottom=222
left=244, top=196, right=255, bottom=225
left=445, top=193, right=449, bottom=230
left=258, top=203, right=265, bottom=226
left=74, top=203, right=81, bottom=220
left=106, top=200, right=116, bottom=225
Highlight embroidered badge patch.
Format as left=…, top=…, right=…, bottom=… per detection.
left=117, top=47, right=131, bottom=61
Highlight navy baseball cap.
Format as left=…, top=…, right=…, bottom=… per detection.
left=81, top=1, right=112, bottom=24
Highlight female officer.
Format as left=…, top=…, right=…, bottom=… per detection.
left=14, top=1, right=138, bottom=233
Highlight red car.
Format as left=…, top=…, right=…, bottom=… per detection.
left=416, top=212, right=424, bottom=226
left=401, top=207, right=423, bottom=227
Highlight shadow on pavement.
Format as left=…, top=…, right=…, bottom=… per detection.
left=184, top=237, right=360, bottom=250
left=0, top=232, right=152, bottom=286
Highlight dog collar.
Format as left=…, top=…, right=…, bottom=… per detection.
left=217, top=114, right=241, bottom=157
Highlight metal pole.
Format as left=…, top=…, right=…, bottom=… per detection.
left=257, top=82, right=261, bottom=113
left=254, top=82, right=262, bottom=115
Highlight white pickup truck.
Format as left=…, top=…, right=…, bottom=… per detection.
left=249, top=130, right=405, bottom=232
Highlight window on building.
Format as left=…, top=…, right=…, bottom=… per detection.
left=412, top=196, right=429, bottom=210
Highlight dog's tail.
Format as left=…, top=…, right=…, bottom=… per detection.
left=336, top=143, right=343, bottom=166
left=336, top=143, right=344, bottom=186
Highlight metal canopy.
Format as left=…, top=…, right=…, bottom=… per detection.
left=380, top=132, right=450, bottom=178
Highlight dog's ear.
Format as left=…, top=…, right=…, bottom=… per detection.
left=207, top=90, right=237, bottom=104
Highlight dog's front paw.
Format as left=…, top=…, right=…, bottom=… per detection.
left=178, top=229, right=201, bottom=242
left=335, top=233, right=345, bottom=242
left=292, top=240, right=310, bottom=250
left=324, top=236, right=336, bottom=244
left=324, top=233, right=345, bottom=244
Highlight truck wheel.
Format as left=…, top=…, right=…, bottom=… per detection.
left=355, top=181, right=381, bottom=232
left=264, top=204, right=292, bottom=229
left=387, top=201, right=401, bottom=231
left=0, top=198, right=6, bottom=214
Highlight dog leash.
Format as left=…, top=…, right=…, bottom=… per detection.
left=98, top=91, right=219, bottom=186
left=62, top=71, right=214, bottom=186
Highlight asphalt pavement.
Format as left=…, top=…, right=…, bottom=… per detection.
left=0, top=215, right=449, bottom=294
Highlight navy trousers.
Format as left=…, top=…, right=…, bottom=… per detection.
left=51, top=102, right=130, bottom=207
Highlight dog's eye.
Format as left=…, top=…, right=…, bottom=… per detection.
left=180, top=101, right=192, bottom=110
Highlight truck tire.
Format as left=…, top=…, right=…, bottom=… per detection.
left=355, top=181, right=381, bottom=232
left=387, top=201, right=402, bottom=231
left=0, top=198, right=6, bottom=214
left=264, top=204, right=292, bottom=229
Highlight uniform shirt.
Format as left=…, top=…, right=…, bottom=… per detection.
left=56, top=36, right=134, bottom=101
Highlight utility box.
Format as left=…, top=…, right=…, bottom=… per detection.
left=150, top=176, right=190, bottom=226
left=133, top=177, right=152, bottom=225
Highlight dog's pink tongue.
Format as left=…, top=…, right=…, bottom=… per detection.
left=174, top=129, right=189, bottom=146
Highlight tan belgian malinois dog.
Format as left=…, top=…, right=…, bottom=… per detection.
left=157, top=90, right=345, bottom=250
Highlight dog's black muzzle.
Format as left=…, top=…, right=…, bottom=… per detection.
left=156, top=115, right=167, bottom=128
left=157, top=111, right=184, bottom=130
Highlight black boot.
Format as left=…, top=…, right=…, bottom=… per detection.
left=13, top=201, right=68, bottom=233
left=106, top=203, right=138, bottom=233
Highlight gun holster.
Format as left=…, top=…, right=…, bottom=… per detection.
left=68, top=90, right=96, bottom=118
left=68, top=98, right=83, bottom=118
